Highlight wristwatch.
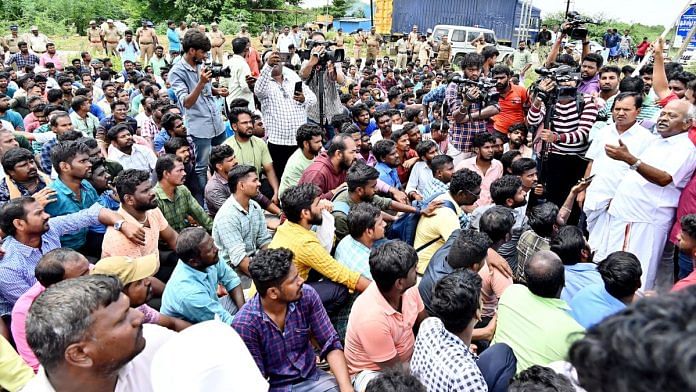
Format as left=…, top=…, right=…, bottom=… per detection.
left=114, top=220, right=125, bottom=231
left=629, top=159, right=642, bottom=171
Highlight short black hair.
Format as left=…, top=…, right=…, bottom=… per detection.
left=0, top=197, right=35, bottom=236
left=70, top=95, right=89, bottom=112
left=430, top=154, right=453, bottom=175
left=460, top=52, right=484, bottom=69
left=472, top=132, right=495, bottom=149
left=348, top=203, right=381, bottom=239
left=1, top=147, right=34, bottom=173
left=232, top=37, right=248, bottom=55
left=106, top=123, right=132, bottom=142
left=599, top=65, right=621, bottom=78
left=450, top=168, right=482, bottom=196
left=479, top=206, right=515, bottom=243
left=619, top=76, right=644, bottom=94
left=528, top=202, right=559, bottom=238
left=182, top=29, right=211, bottom=52
left=612, top=91, right=643, bottom=109
left=46, top=89, right=63, bottom=103
left=280, top=183, right=320, bottom=224
left=430, top=269, right=482, bottom=334
left=491, top=64, right=512, bottom=76
left=549, top=225, right=586, bottom=265
left=481, top=45, right=500, bottom=61
left=326, top=133, right=353, bottom=157
left=582, top=53, right=603, bottom=68
left=598, top=251, right=642, bottom=299
left=369, top=240, right=417, bottom=292
left=163, top=136, right=189, bottom=156
left=490, top=175, right=522, bottom=206
left=249, top=248, right=294, bottom=297
left=51, top=141, right=91, bottom=174
left=415, top=140, right=436, bottom=158
left=510, top=157, right=536, bottom=176
left=155, top=154, right=183, bottom=181
left=508, top=365, right=575, bottom=392
left=161, top=112, right=183, bottom=132
left=228, top=164, right=256, bottom=193
left=365, top=367, right=426, bottom=392
left=295, top=123, right=324, bottom=149
left=447, top=229, right=491, bottom=269
left=113, top=169, right=151, bottom=201
left=681, top=214, right=696, bottom=240
left=350, top=103, right=369, bottom=119
left=501, top=150, right=522, bottom=173
left=209, top=144, right=235, bottom=174
left=373, top=139, right=396, bottom=162
left=346, top=162, right=380, bottom=192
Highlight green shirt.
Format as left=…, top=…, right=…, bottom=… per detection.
left=492, top=284, right=584, bottom=373
left=331, top=189, right=392, bottom=243
left=154, top=183, right=213, bottom=233
left=279, top=148, right=313, bottom=197
left=224, top=135, right=272, bottom=176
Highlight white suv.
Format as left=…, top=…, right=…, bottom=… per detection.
left=432, top=24, right=515, bottom=66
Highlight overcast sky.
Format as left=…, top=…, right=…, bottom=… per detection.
left=299, top=0, right=690, bottom=28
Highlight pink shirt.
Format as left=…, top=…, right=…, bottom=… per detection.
left=23, top=113, right=41, bottom=133
left=456, top=157, right=503, bottom=207
left=669, top=173, right=696, bottom=244
left=11, top=282, right=46, bottom=372
left=38, top=53, right=64, bottom=71
left=344, top=283, right=424, bottom=374
left=479, top=249, right=513, bottom=318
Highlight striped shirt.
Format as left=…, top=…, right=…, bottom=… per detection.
left=527, top=95, right=598, bottom=156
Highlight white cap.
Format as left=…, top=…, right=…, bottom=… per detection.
left=150, top=321, right=269, bottom=392
left=107, top=19, right=114, bottom=23
left=30, top=25, right=38, bottom=31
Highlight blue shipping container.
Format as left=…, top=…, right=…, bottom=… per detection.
left=390, top=0, right=540, bottom=46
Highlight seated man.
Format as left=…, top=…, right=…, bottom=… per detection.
left=102, top=169, right=178, bottom=280
left=22, top=275, right=175, bottom=391
left=154, top=112, right=188, bottom=153
left=0, top=147, right=53, bottom=207
left=163, top=137, right=203, bottom=206
left=12, top=249, right=90, bottom=372
left=335, top=203, right=387, bottom=279
left=405, top=140, right=438, bottom=201
left=92, top=255, right=191, bottom=331
left=414, top=168, right=482, bottom=274
left=44, top=140, right=100, bottom=251
left=332, top=162, right=438, bottom=243
left=232, top=248, right=353, bottom=391
left=0, top=334, right=33, bottom=391
left=570, top=251, right=642, bottom=328
left=0, top=197, right=142, bottom=317
left=373, top=139, right=402, bottom=190
left=270, top=184, right=371, bottom=313
left=456, top=133, right=504, bottom=208
left=550, top=226, right=602, bottom=302
left=493, top=251, right=584, bottom=373
left=161, top=227, right=245, bottom=324
left=412, top=270, right=517, bottom=392
left=279, top=123, right=324, bottom=197
left=106, top=123, right=157, bottom=175
left=154, top=154, right=212, bottom=233
left=421, top=154, right=455, bottom=200
left=345, top=241, right=427, bottom=390
left=213, top=165, right=272, bottom=280
left=516, top=202, right=558, bottom=280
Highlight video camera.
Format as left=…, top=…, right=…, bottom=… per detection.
left=204, top=63, right=231, bottom=78
left=301, top=40, right=345, bottom=65
left=450, top=75, right=500, bottom=106
left=533, top=65, right=581, bottom=99
left=562, top=11, right=600, bottom=41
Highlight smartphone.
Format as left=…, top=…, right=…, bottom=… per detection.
left=294, top=81, right=303, bottom=94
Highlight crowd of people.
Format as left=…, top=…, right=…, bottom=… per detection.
left=0, top=16, right=695, bottom=392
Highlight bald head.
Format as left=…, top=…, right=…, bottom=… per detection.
left=525, top=250, right=564, bottom=298
left=656, top=99, right=694, bottom=138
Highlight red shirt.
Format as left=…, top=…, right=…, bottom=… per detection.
left=636, top=41, right=650, bottom=56
left=492, top=83, right=528, bottom=133
left=672, top=268, right=696, bottom=292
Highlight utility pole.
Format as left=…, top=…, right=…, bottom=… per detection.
left=370, top=0, right=374, bottom=27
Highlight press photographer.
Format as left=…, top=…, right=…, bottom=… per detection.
left=299, top=31, right=346, bottom=138
left=444, top=52, right=500, bottom=158
left=527, top=65, right=598, bottom=224
left=169, top=29, right=230, bottom=191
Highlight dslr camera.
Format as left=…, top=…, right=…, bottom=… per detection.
left=204, top=63, right=231, bottom=78
left=451, top=75, right=500, bottom=106
left=302, top=40, right=345, bottom=65
left=533, top=65, right=581, bottom=99
left=562, top=11, right=600, bottom=41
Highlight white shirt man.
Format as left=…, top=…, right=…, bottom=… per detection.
left=225, top=54, right=255, bottom=112
left=277, top=33, right=294, bottom=54
left=603, top=100, right=696, bottom=290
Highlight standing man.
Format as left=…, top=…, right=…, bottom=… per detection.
left=535, top=24, right=553, bottom=62
left=260, top=26, right=274, bottom=51
left=491, top=64, right=528, bottom=136
left=603, top=100, right=696, bottom=290
left=276, top=27, right=293, bottom=62
left=577, top=53, right=603, bottom=94
left=149, top=46, right=169, bottom=77
left=395, top=34, right=409, bottom=70
left=166, top=20, right=181, bottom=57
left=208, top=23, right=226, bottom=64
left=226, top=38, right=255, bottom=112
left=352, top=29, right=365, bottom=61
left=366, top=27, right=382, bottom=62
left=3, top=26, right=21, bottom=60
left=136, top=21, right=158, bottom=65
left=25, top=26, right=49, bottom=54
left=87, top=21, right=104, bottom=54
left=103, top=19, right=122, bottom=57
left=116, top=30, right=140, bottom=66
left=169, top=29, right=229, bottom=193
left=436, top=35, right=451, bottom=69
left=511, top=40, right=532, bottom=83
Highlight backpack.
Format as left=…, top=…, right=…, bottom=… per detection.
left=386, top=191, right=457, bottom=251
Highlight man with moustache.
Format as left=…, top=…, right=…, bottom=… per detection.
left=457, top=133, right=503, bottom=208
left=373, top=139, right=403, bottom=190
left=504, top=123, right=533, bottom=158
left=163, top=137, right=203, bottom=206
left=106, top=123, right=158, bottom=175
left=299, top=133, right=357, bottom=200
left=0, top=147, right=54, bottom=206
left=279, top=124, right=324, bottom=197
left=491, top=64, right=528, bottom=137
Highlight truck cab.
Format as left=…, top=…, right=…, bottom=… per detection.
left=432, top=24, right=514, bottom=66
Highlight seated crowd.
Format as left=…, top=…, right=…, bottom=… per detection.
left=0, top=22, right=696, bottom=392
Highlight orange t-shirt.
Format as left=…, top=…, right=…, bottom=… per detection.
left=344, top=283, right=424, bottom=374
left=101, top=207, right=169, bottom=260
left=492, top=83, right=529, bottom=133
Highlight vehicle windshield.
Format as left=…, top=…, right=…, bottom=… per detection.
left=433, top=28, right=448, bottom=41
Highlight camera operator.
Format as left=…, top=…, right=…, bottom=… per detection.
left=299, top=31, right=346, bottom=138
left=444, top=52, right=500, bottom=159
left=169, top=29, right=229, bottom=192
left=527, top=76, right=598, bottom=224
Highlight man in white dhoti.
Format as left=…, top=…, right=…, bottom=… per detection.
left=602, top=100, right=696, bottom=289
left=579, top=92, right=656, bottom=260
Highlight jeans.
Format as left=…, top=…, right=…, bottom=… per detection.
left=292, top=369, right=339, bottom=392
left=191, top=132, right=227, bottom=193
left=477, top=343, right=517, bottom=392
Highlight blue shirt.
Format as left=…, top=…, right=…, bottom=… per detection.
left=90, top=190, right=120, bottom=234
left=334, top=236, right=372, bottom=279
left=375, top=162, right=402, bottom=190
left=167, top=28, right=181, bottom=52
left=169, top=58, right=225, bottom=139
left=0, top=204, right=101, bottom=315
left=160, top=259, right=241, bottom=325
left=569, top=283, right=626, bottom=328
left=0, top=110, right=24, bottom=131
left=357, top=120, right=378, bottom=137
left=44, top=178, right=99, bottom=250
left=561, top=263, right=603, bottom=303
left=153, top=129, right=170, bottom=153
left=90, top=103, right=106, bottom=121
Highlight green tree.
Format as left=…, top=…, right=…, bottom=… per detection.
left=329, top=0, right=356, bottom=19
